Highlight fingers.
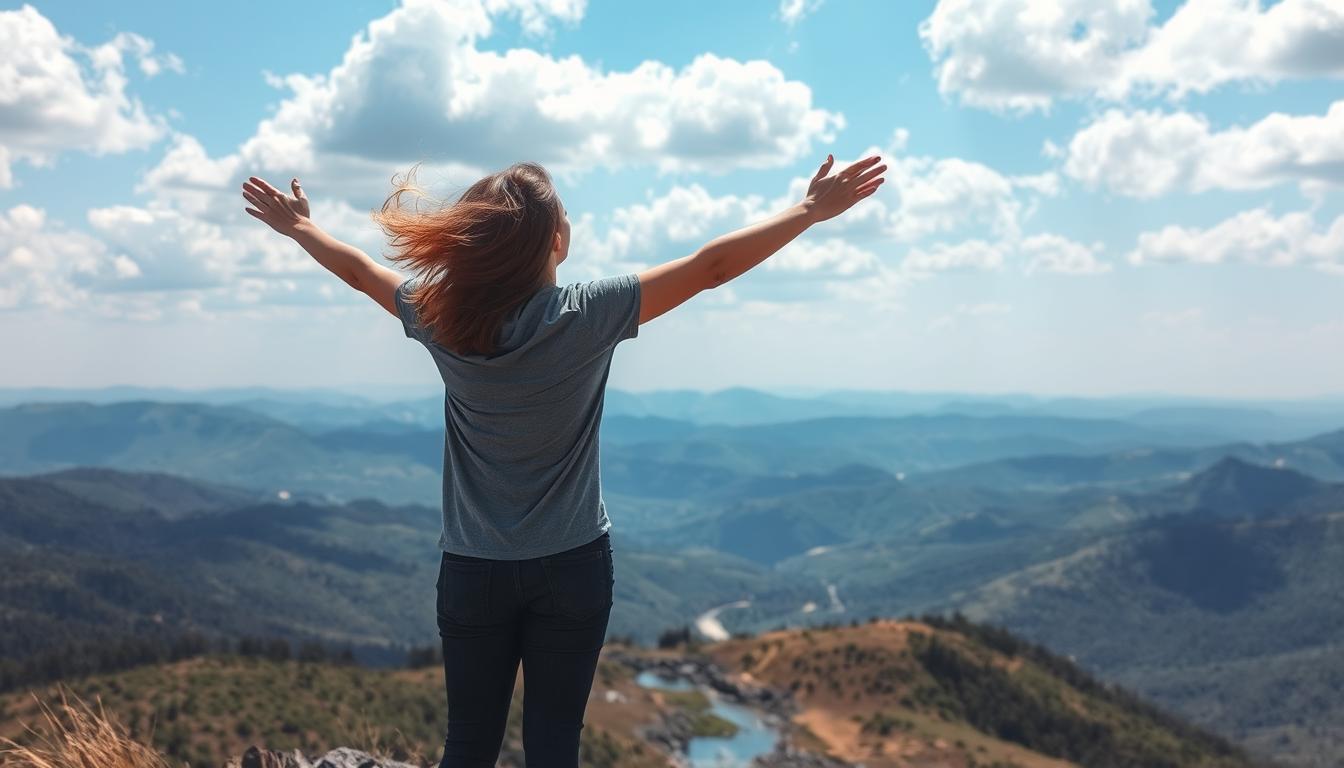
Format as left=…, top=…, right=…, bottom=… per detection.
left=855, top=178, right=884, bottom=197
left=839, top=155, right=882, bottom=181
left=241, top=186, right=272, bottom=211
left=249, top=175, right=284, bottom=199
left=813, top=154, right=833, bottom=180
left=291, top=178, right=306, bottom=200
left=852, top=162, right=887, bottom=188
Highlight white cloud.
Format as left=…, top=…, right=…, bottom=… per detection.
left=918, top=0, right=1154, bottom=112
left=0, top=204, right=132, bottom=310
left=772, top=130, right=1059, bottom=246
left=103, top=31, right=185, bottom=78
left=1062, top=102, right=1344, bottom=197
left=885, top=156, right=1029, bottom=241
left=0, top=193, right=398, bottom=320
left=1118, top=0, right=1344, bottom=100
left=903, top=239, right=1007, bottom=274
left=765, top=237, right=880, bottom=276
left=115, top=0, right=847, bottom=315
left=570, top=179, right=883, bottom=288
left=779, top=0, right=825, bottom=26
left=136, top=133, right=244, bottom=218
left=85, top=205, right=246, bottom=290
left=480, top=0, right=586, bottom=38
left=569, top=183, right=770, bottom=278
left=575, top=129, right=1091, bottom=302
left=821, top=265, right=908, bottom=312
left=1128, top=207, right=1344, bottom=267
left=143, top=0, right=844, bottom=216
left=0, top=5, right=176, bottom=187
left=1021, top=233, right=1110, bottom=274
left=900, top=233, right=1107, bottom=277
left=919, top=0, right=1344, bottom=113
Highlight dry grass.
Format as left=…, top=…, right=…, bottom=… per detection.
left=0, top=684, right=436, bottom=768
left=342, top=712, right=431, bottom=767
left=0, top=685, right=176, bottom=768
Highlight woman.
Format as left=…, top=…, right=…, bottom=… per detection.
left=240, top=151, right=886, bottom=767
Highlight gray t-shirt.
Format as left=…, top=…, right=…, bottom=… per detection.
left=394, top=273, right=641, bottom=560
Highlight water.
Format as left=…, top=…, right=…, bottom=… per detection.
left=634, top=670, right=781, bottom=767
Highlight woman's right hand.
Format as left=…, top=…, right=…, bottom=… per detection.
left=802, top=153, right=886, bottom=223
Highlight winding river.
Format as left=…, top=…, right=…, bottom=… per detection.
left=635, top=670, right=781, bottom=767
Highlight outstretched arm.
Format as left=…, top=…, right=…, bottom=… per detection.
left=635, top=153, right=886, bottom=325
left=241, top=175, right=403, bottom=318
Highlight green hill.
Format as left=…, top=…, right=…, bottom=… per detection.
left=0, top=618, right=1257, bottom=768
left=949, top=462, right=1344, bottom=766
left=0, top=467, right=799, bottom=672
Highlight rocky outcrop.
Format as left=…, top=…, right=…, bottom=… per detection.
left=227, top=745, right=420, bottom=768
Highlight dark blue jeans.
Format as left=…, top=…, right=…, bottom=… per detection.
left=436, top=531, right=614, bottom=768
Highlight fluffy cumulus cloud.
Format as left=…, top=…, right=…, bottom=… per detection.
left=0, top=200, right=367, bottom=318
left=572, top=129, right=1098, bottom=310
left=85, top=205, right=247, bottom=291
left=1020, top=233, right=1109, bottom=275
left=769, top=130, right=1062, bottom=247
left=4, top=0, right=848, bottom=319
left=568, top=183, right=770, bottom=279
left=1062, top=102, right=1344, bottom=197
left=0, top=1, right=1143, bottom=326
left=919, top=0, right=1344, bottom=112
left=0, top=4, right=179, bottom=187
left=764, top=237, right=879, bottom=277
left=0, top=204, right=123, bottom=310
left=1128, top=207, right=1344, bottom=267
left=568, top=175, right=883, bottom=290
left=899, top=233, right=1108, bottom=277
left=133, top=0, right=845, bottom=313
left=145, top=0, right=844, bottom=214
left=903, top=239, right=1007, bottom=274
left=919, top=0, right=1153, bottom=112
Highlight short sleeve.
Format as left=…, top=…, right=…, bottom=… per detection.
left=393, top=277, right=429, bottom=342
left=574, top=273, right=641, bottom=349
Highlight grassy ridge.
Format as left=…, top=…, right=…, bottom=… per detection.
left=0, top=649, right=673, bottom=768
left=703, top=618, right=1258, bottom=768
left=0, top=618, right=1262, bottom=768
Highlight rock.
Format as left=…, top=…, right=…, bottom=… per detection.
left=229, top=745, right=421, bottom=768
left=234, top=745, right=305, bottom=768
left=312, top=747, right=420, bottom=768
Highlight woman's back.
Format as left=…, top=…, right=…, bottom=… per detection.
left=394, top=273, right=641, bottom=560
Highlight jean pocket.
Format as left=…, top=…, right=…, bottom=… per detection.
left=544, top=547, right=612, bottom=622
left=437, top=557, right=491, bottom=625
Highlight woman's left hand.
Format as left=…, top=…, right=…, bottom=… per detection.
left=242, top=175, right=312, bottom=237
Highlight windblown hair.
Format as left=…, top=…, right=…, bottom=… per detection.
left=372, top=160, right=562, bottom=356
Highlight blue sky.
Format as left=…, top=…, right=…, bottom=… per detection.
left=2, top=0, right=1343, bottom=397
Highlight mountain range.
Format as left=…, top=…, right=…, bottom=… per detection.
left=3, top=389, right=1343, bottom=765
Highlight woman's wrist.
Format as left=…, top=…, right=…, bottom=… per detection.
left=795, top=198, right=820, bottom=225
left=289, top=218, right=321, bottom=240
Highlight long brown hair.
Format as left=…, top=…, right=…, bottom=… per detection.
left=372, top=161, right=562, bottom=356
